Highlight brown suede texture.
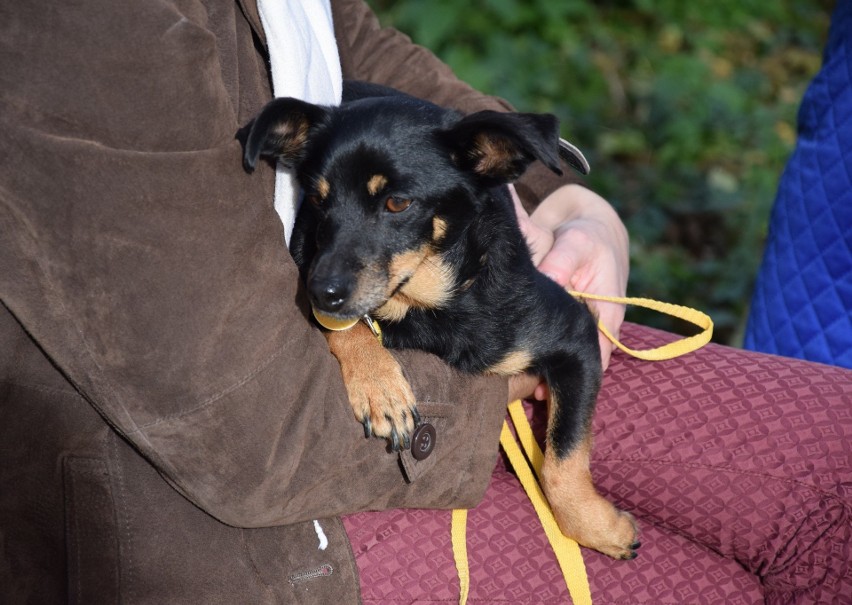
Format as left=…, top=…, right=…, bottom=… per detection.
left=0, top=0, right=579, bottom=602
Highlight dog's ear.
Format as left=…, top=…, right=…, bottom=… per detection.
left=238, top=98, right=329, bottom=173
left=439, top=110, right=565, bottom=184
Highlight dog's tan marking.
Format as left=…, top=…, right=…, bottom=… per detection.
left=486, top=350, right=532, bottom=376
left=316, top=176, right=331, bottom=199
left=387, top=247, right=429, bottom=291
left=367, top=174, right=388, bottom=196
left=375, top=246, right=454, bottom=322
left=325, top=322, right=416, bottom=440
left=375, top=297, right=411, bottom=323
left=541, top=434, right=639, bottom=559
left=432, top=216, right=448, bottom=243
left=373, top=248, right=427, bottom=322
left=271, top=116, right=311, bottom=162
left=400, top=254, right=453, bottom=307
left=470, top=133, right=515, bottom=176
left=374, top=296, right=411, bottom=322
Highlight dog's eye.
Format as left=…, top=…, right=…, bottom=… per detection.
left=385, top=196, right=412, bottom=213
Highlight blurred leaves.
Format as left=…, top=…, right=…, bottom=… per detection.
left=369, top=0, right=832, bottom=344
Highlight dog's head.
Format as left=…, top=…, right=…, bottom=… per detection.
left=241, top=94, right=565, bottom=321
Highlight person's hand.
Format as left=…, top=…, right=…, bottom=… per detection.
left=511, top=183, right=629, bottom=374
left=507, top=372, right=541, bottom=404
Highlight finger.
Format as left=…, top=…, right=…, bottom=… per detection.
left=536, top=239, right=580, bottom=287
left=510, top=185, right=556, bottom=266
left=509, top=184, right=527, bottom=222
left=509, top=185, right=536, bottom=245
left=599, top=332, right=614, bottom=371
left=592, top=301, right=625, bottom=371
left=508, top=371, right=540, bottom=403
left=536, top=223, right=600, bottom=288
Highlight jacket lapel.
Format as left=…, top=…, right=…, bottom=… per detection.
left=237, top=0, right=267, bottom=48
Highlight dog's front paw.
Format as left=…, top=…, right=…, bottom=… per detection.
left=325, top=322, right=419, bottom=451
left=344, top=352, right=418, bottom=451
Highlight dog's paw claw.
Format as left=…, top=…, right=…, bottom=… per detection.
left=388, top=420, right=401, bottom=452
left=603, top=510, right=641, bottom=561
left=341, top=346, right=418, bottom=452
left=348, top=382, right=417, bottom=451
left=621, top=536, right=641, bottom=560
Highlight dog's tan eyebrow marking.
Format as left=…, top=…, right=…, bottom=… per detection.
left=367, top=174, right=388, bottom=196
left=316, top=176, right=331, bottom=199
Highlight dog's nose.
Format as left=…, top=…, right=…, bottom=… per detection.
left=308, top=276, right=351, bottom=312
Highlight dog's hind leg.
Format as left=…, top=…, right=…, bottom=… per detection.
left=539, top=353, right=641, bottom=560
left=542, top=431, right=640, bottom=560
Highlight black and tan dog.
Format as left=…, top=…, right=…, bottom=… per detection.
left=241, top=82, right=639, bottom=560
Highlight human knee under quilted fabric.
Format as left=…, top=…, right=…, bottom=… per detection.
left=344, top=323, right=852, bottom=605
left=745, top=1, right=852, bottom=370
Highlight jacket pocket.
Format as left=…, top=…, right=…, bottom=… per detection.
left=63, top=457, right=120, bottom=605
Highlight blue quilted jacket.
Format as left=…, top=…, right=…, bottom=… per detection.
left=744, top=3, right=852, bottom=369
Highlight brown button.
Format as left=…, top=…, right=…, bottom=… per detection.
left=410, top=423, right=436, bottom=460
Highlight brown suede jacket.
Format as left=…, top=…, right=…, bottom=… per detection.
left=0, top=1, right=580, bottom=602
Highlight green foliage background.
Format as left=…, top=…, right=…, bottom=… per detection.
left=369, top=0, right=833, bottom=345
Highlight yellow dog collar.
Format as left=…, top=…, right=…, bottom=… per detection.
left=312, top=307, right=382, bottom=342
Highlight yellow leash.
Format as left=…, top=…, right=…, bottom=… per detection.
left=451, top=292, right=714, bottom=604
left=567, top=291, right=714, bottom=361
left=451, top=509, right=471, bottom=604
left=506, top=404, right=595, bottom=605
left=452, top=410, right=593, bottom=605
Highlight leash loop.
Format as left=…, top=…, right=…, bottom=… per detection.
left=568, top=291, right=714, bottom=361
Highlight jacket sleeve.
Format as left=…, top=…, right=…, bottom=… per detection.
left=0, top=0, right=508, bottom=528
left=331, top=0, right=585, bottom=207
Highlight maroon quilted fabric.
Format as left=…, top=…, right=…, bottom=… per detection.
left=344, top=323, right=852, bottom=604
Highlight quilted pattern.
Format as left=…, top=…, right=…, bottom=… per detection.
left=344, top=324, right=852, bottom=604
left=744, top=2, right=852, bottom=368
